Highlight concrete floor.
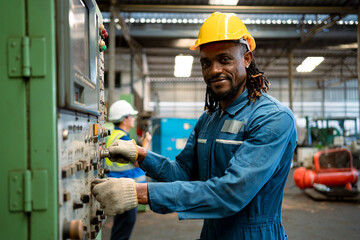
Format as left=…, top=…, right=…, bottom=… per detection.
left=102, top=169, right=360, bottom=240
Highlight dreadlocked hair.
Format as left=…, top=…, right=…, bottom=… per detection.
left=246, top=57, right=270, bottom=102
left=204, top=86, right=218, bottom=113
left=204, top=56, right=270, bottom=114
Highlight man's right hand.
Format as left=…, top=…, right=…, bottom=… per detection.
left=91, top=178, right=138, bottom=216
left=107, top=139, right=138, bottom=163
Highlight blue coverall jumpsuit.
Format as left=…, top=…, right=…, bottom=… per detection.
left=141, top=89, right=297, bottom=239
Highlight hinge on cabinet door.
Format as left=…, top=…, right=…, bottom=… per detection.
left=9, top=170, right=48, bottom=212
left=8, top=36, right=46, bottom=78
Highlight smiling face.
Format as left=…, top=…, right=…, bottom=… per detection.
left=200, top=41, right=252, bottom=108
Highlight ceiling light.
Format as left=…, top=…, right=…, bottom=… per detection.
left=174, top=55, right=194, bottom=77
left=173, top=39, right=198, bottom=48
left=209, top=0, right=239, bottom=5
left=327, top=43, right=357, bottom=50
left=296, top=57, right=324, bottom=73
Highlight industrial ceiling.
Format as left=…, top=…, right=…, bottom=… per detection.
left=97, top=0, right=359, bottom=84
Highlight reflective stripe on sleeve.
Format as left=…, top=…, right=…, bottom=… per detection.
left=197, top=139, right=207, bottom=144
left=215, top=139, right=243, bottom=145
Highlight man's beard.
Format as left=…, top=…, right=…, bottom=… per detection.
left=209, top=82, right=243, bottom=102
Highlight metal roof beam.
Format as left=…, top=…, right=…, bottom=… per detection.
left=117, top=5, right=356, bottom=14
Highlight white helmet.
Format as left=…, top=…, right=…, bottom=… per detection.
left=108, top=100, right=138, bottom=123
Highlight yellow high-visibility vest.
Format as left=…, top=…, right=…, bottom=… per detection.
left=105, top=129, right=136, bottom=172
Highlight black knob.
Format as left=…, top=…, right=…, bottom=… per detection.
left=96, top=209, right=104, bottom=216
left=81, top=194, right=90, bottom=203
left=90, top=216, right=99, bottom=225
left=73, top=201, right=83, bottom=209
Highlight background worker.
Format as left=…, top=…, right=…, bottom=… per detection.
left=105, top=100, right=151, bottom=240
left=93, top=12, right=297, bottom=239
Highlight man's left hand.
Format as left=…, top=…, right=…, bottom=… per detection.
left=107, top=139, right=138, bottom=163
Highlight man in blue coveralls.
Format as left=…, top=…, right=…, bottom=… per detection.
left=92, top=12, right=297, bottom=239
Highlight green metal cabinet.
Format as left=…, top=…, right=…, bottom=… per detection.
left=1, top=0, right=106, bottom=239
left=0, top=0, right=57, bottom=239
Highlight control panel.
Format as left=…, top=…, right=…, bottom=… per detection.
left=58, top=112, right=109, bottom=239
left=56, top=1, right=109, bottom=238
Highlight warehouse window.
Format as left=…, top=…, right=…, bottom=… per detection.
left=104, top=71, right=121, bottom=88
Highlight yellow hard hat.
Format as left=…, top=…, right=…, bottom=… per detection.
left=190, top=12, right=256, bottom=51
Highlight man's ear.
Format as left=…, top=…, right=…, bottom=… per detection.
left=244, top=51, right=253, bottom=67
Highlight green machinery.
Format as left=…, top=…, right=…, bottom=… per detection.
left=305, top=116, right=358, bottom=147
left=1, top=0, right=109, bottom=239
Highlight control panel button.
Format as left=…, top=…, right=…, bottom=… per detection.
left=63, top=191, right=71, bottom=202
left=70, top=164, right=77, bottom=175
left=93, top=124, right=98, bottom=137
left=62, top=166, right=71, bottom=178
left=84, top=164, right=91, bottom=172
left=76, top=162, right=83, bottom=171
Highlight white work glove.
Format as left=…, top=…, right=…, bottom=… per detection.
left=91, top=178, right=138, bottom=216
left=108, top=139, right=138, bottom=163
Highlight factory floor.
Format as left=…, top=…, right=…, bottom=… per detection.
left=101, top=168, right=360, bottom=240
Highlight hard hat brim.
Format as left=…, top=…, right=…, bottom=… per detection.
left=189, top=37, right=256, bottom=51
